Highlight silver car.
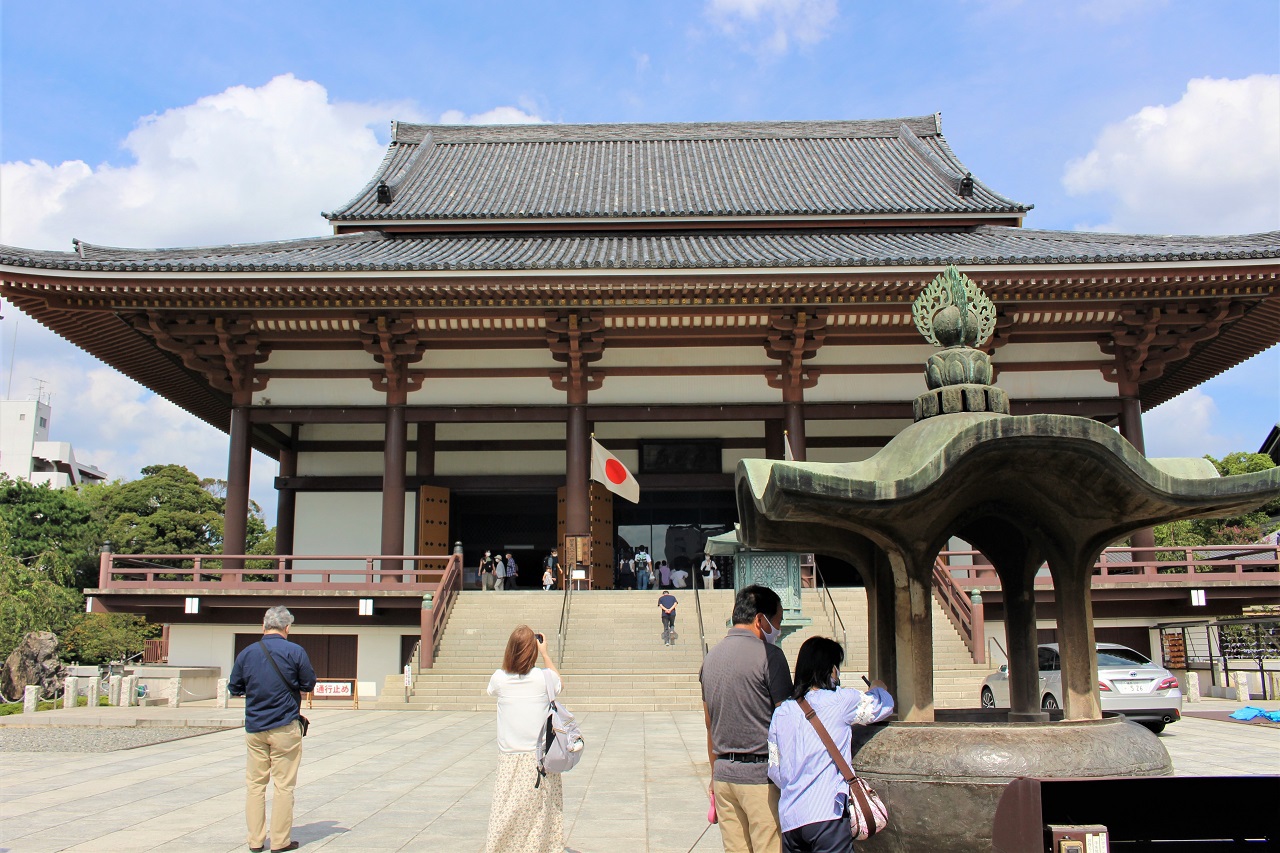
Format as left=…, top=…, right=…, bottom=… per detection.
left=980, top=642, right=1182, bottom=733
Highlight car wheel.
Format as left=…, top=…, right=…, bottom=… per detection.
left=1142, top=722, right=1165, bottom=735
left=981, top=687, right=996, bottom=709
left=1041, top=694, right=1060, bottom=711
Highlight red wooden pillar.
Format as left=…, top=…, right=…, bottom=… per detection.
left=565, top=401, right=589, bottom=537
left=1119, top=391, right=1155, bottom=553
left=223, top=405, right=252, bottom=578
left=274, top=439, right=297, bottom=566
left=784, top=400, right=807, bottom=461
left=416, top=422, right=436, bottom=478
left=381, top=399, right=407, bottom=580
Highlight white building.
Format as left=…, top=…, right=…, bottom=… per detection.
left=0, top=399, right=106, bottom=488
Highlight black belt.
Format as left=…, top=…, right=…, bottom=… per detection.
left=719, top=752, right=769, bottom=764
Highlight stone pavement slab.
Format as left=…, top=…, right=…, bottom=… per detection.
left=1, top=702, right=1276, bottom=853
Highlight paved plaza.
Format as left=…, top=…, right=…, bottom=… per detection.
left=1, top=702, right=1277, bottom=853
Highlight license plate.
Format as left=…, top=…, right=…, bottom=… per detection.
left=1114, top=680, right=1150, bottom=694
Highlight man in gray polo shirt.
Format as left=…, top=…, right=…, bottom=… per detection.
left=700, top=585, right=791, bottom=853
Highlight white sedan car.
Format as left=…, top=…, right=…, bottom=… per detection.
left=980, top=643, right=1182, bottom=733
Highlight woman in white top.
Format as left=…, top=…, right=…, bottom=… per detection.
left=485, top=625, right=564, bottom=853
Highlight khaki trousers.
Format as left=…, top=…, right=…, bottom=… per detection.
left=245, top=720, right=303, bottom=850
left=714, top=780, right=782, bottom=853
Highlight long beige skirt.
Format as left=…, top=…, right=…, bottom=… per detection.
left=485, top=750, right=564, bottom=853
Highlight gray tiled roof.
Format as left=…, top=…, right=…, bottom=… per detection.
left=4, top=228, right=1276, bottom=273
left=325, top=117, right=1030, bottom=221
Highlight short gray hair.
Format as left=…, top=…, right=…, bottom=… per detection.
left=263, top=606, right=295, bottom=632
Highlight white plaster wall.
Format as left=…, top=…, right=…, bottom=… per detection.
left=298, top=452, right=385, bottom=476
left=167, top=622, right=409, bottom=699
left=996, top=370, right=1117, bottom=400
left=598, top=345, right=765, bottom=368
left=810, top=344, right=937, bottom=367
left=438, top=422, right=563, bottom=441
left=302, top=424, right=386, bottom=441
left=263, top=350, right=376, bottom=370
left=294, top=493, right=414, bottom=578
left=436, top=450, right=566, bottom=476
left=806, top=373, right=925, bottom=403
left=591, top=374, right=778, bottom=405
left=428, top=349, right=557, bottom=369
left=262, top=378, right=386, bottom=406
left=408, top=377, right=559, bottom=406
left=995, top=342, right=1105, bottom=363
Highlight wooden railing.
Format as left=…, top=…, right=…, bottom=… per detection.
left=935, top=545, right=1280, bottom=589
left=932, top=557, right=984, bottom=664
left=930, top=545, right=1277, bottom=665
left=97, top=552, right=457, bottom=589
left=420, top=553, right=464, bottom=670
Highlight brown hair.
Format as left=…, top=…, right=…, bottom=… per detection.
left=502, top=624, right=539, bottom=675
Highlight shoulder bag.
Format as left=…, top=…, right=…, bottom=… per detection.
left=259, top=640, right=310, bottom=736
left=534, top=668, right=583, bottom=785
left=797, top=697, right=887, bottom=841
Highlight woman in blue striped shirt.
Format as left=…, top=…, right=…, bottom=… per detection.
left=767, top=637, right=894, bottom=853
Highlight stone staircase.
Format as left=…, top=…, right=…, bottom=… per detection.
left=377, top=587, right=990, bottom=711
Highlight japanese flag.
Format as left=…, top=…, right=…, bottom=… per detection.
left=590, top=438, right=639, bottom=503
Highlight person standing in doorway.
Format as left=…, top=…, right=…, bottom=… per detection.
left=700, top=554, right=719, bottom=590
left=701, top=585, right=792, bottom=853
left=480, top=550, right=497, bottom=591
left=504, top=553, right=518, bottom=590
left=228, top=606, right=317, bottom=853
left=493, top=548, right=508, bottom=591
left=634, top=547, right=652, bottom=591
left=658, top=590, right=678, bottom=646
left=542, top=564, right=554, bottom=591
left=544, top=548, right=561, bottom=590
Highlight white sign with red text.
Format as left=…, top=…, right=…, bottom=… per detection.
left=313, top=680, right=353, bottom=698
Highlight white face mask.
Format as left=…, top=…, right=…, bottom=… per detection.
left=759, top=615, right=781, bottom=645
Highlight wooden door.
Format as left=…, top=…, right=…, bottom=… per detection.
left=417, top=484, right=451, bottom=556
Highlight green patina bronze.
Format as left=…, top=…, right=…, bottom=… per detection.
left=911, top=265, right=1007, bottom=420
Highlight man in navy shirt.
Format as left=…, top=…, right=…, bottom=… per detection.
left=228, top=606, right=317, bottom=853
left=658, top=591, right=678, bottom=646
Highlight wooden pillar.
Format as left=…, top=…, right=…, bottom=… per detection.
left=784, top=401, right=807, bottom=461
left=1118, top=391, right=1156, bottom=553
left=381, top=400, right=407, bottom=580
left=223, top=405, right=252, bottom=577
left=274, top=434, right=297, bottom=562
left=764, top=419, right=785, bottom=460
left=416, top=422, right=436, bottom=478
left=565, top=403, right=589, bottom=537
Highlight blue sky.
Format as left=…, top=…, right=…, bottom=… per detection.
left=2, top=0, right=1278, bottom=524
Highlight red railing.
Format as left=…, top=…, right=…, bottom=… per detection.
left=932, top=557, right=985, bottom=665
left=936, top=545, right=1280, bottom=589
left=930, top=545, right=1278, bottom=666
left=97, top=552, right=457, bottom=589
left=97, top=551, right=465, bottom=670
left=420, top=551, right=464, bottom=670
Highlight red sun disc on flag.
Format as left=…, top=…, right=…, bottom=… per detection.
left=605, top=458, right=628, bottom=485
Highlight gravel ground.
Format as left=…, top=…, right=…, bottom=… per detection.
left=0, top=726, right=231, bottom=752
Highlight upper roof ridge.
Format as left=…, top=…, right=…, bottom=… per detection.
left=390, top=116, right=943, bottom=145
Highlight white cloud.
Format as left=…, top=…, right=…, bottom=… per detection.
left=1063, top=75, right=1280, bottom=235
left=706, top=0, right=838, bottom=56
left=1143, top=387, right=1225, bottom=458
left=0, top=74, right=418, bottom=251
left=438, top=106, right=546, bottom=125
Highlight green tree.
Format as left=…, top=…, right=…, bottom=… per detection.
left=0, top=477, right=104, bottom=587
left=1152, top=452, right=1278, bottom=560
left=89, top=464, right=224, bottom=555
left=61, top=614, right=158, bottom=665
left=0, top=516, right=84, bottom=660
